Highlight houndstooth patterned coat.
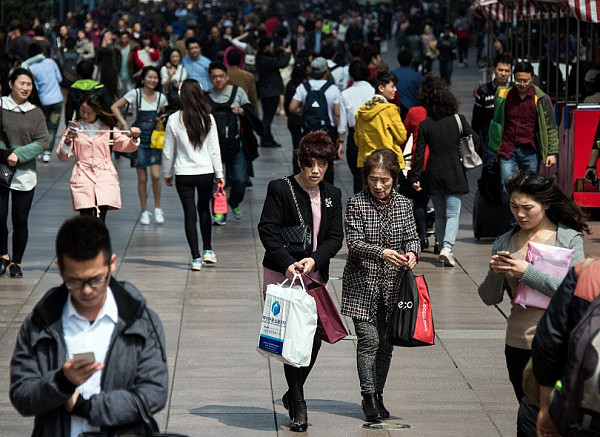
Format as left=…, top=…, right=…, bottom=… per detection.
left=341, top=189, right=420, bottom=323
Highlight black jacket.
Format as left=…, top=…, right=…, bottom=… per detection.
left=258, top=176, right=343, bottom=282
left=532, top=267, right=594, bottom=386
left=411, top=114, right=479, bottom=195
left=256, top=51, right=291, bottom=99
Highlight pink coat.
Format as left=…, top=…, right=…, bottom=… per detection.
left=57, top=125, right=139, bottom=211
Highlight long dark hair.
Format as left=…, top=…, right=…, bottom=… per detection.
left=135, top=66, right=162, bottom=91
left=418, top=73, right=458, bottom=120
left=8, top=68, right=42, bottom=107
left=505, top=172, right=591, bottom=234
left=179, top=79, right=211, bottom=149
left=80, top=93, right=117, bottom=127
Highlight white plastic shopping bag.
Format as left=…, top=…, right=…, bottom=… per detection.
left=257, top=274, right=317, bottom=367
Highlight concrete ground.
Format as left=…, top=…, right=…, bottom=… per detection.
left=0, top=48, right=598, bottom=437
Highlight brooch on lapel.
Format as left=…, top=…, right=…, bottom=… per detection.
left=324, top=197, right=332, bottom=208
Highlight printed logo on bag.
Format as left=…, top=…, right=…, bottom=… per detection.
left=397, top=301, right=413, bottom=309
left=271, top=301, right=281, bottom=316
left=421, top=303, right=429, bottom=332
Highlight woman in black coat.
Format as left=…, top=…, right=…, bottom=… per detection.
left=411, top=74, right=479, bottom=267
left=256, top=35, right=292, bottom=148
left=258, top=130, right=343, bottom=432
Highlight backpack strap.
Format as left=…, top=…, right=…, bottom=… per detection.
left=320, top=81, right=333, bottom=93
left=227, top=85, right=238, bottom=106
left=303, top=81, right=311, bottom=93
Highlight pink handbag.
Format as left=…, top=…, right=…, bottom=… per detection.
left=305, top=275, right=348, bottom=344
left=212, top=182, right=227, bottom=214
left=514, top=241, right=574, bottom=309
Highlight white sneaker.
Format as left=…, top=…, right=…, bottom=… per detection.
left=42, top=151, right=51, bottom=163
left=140, top=210, right=151, bottom=225
left=439, top=247, right=456, bottom=267
left=191, top=258, right=203, bottom=271
left=203, top=250, right=217, bottom=264
left=154, top=208, right=165, bottom=224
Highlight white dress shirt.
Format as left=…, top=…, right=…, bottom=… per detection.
left=62, top=286, right=118, bottom=437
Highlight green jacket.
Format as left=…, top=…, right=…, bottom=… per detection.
left=487, top=85, right=558, bottom=162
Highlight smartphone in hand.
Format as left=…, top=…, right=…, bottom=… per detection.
left=72, top=351, right=96, bottom=364
left=496, top=250, right=512, bottom=259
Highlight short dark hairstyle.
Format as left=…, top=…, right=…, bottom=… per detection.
left=397, top=49, right=413, bottom=67
left=226, top=48, right=242, bottom=66
left=296, top=130, right=337, bottom=168
left=361, top=149, right=401, bottom=186
left=158, top=31, right=169, bottom=41
left=348, top=59, right=370, bottom=82
left=65, top=37, right=76, bottom=50
left=360, top=45, right=379, bottom=65
left=28, top=42, right=42, bottom=58
left=185, top=37, right=200, bottom=49
left=493, top=55, right=513, bottom=68
left=505, top=172, right=590, bottom=234
left=349, top=42, right=363, bottom=58
left=76, top=59, right=95, bottom=79
left=56, top=216, right=112, bottom=270
left=373, top=71, right=397, bottom=93
left=513, top=61, right=534, bottom=76
left=209, top=61, right=227, bottom=75
left=258, top=35, right=272, bottom=51
left=320, top=44, right=336, bottom=61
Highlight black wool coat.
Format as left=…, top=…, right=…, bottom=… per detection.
left=257, top=176, right=343, bottom=282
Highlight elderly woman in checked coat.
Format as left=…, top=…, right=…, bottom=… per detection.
left=341, top=149, right=420, bottom=423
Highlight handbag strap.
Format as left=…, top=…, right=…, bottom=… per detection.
left=130, top=389, right=160, bottom=436
left=453, top=114, right=463, bottom=137
left=282, top=176, right=306, bottom=227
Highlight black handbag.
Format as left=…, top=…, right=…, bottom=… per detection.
left=78, top=390, right=188, bottom=437
left=279, top=176, right=312, bottom=256
left=0, top=107, right=15, bottom=189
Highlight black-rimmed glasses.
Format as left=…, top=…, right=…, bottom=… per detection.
left=64, top=270, right=110, bottom=291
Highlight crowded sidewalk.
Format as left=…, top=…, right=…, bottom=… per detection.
left=0, top=50, right=598, bottom=437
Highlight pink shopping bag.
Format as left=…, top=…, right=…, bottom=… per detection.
left=212, top=182, right=227, bottom=214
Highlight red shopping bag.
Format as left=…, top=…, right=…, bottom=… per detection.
left=212, top=182, right=227, bottom=214
left=305, top=275, right=348, bottom=344
left=387, top=272, right=434, bottom=347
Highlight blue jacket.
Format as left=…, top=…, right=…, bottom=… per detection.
left=182, top=55, right=212, bottom=91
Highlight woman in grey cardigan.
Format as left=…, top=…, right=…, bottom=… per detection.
left=478, top=172, right=589, bottom=408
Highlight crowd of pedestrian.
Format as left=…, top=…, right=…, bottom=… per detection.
left=1, top=1, right=600, bottom=436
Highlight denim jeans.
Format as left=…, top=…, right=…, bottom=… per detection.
left=430, top=193, right=462, bottom=251
left=499, top=146, right=539, bottom=226
left=42, top=102, right=62, bottom=153
left=224, top=148, right=247, bottom=209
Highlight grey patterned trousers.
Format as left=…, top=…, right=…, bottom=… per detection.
left=353, top=311, right=394, bottom=395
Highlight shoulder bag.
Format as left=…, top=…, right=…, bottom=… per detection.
left=79, top=390, right=188, bottom=437
left=0, top=106, right=16, bottom=189
left=454, top=114, right=482, bottom=170
left=279, top=177, right=312, bottom=257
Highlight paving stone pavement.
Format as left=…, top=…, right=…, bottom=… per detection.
left=0, top=47, right=598, bottom=437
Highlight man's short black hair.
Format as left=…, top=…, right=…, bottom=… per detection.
left=348, top=59, right=370, bottom=82
left=56, top=216, right=112, bottom=270
left=493, top=55, right=513, bottom=68
left=514, top=61, right=534, bottom=76
left=158, top=31, right=169, bottom=41
left=397, top=49, right=413, bottom=67
left=320, top=44, right=336, bottom=61
left=226, top=48, right=242, bottom=66
left=76, top=59, right=95, bottom=79
left=28, top=42, right=42, bottom=58
left=373, top=71, right=397, bottom=92
left=209, top=61, right=227, bottom=75
left=185, top=37, right=200, bottom=49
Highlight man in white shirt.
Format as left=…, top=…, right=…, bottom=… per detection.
left=340, top=60, right=375, bottom=193
left=10, top=216, right=168, bottom=437
left=289, top=57, right=344, bottom=185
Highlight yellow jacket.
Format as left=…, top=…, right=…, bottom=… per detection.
left=354, top=95, right=407, bottom=168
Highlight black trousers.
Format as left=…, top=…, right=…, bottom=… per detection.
left=261, top=96, right=279, bottom=146
left=345, top=127, right=362, bottom=194
left=288, top=120, right=303, bottom=175
left=283, top=333, right=322, bottom=406
left=175, top=174, right=214, bottom=259
left=79, top=206, right=109, bottom=223
left=0, top=186, right=35, bottom=264
left=505, top=344, right=531, bottom=402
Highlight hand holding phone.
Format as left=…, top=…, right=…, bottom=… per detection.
left=72, top=351, right=96, bottom=364
left=496, top=250, right=512, bottom=259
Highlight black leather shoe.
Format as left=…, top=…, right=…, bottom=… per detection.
left=433, top=242, right=441, bottom=254
left=290, top=401, right=308, bottom=432
left=9, top=263, right=22, bottom=278
left=0, top=258, right=9, bottom=275
left=362, top=393, right=383, bottom=422
left=376, top=393, right=390, bottom=419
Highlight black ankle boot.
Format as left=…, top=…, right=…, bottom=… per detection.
left=290, top=400, right=308, bottom=432
left=282, top=392, right=293, bottom=419
left=361, top=393, right=383, bottom=422
left=376, top=393, right=390, bottom=418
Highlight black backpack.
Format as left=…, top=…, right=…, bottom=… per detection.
left=60, top=52, right=81, bottom=89
left=550, top=290, right=600, bottom=436
left=301, top=81, right=333, bottom=134
left=208, top=85, right=241, bottom=158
